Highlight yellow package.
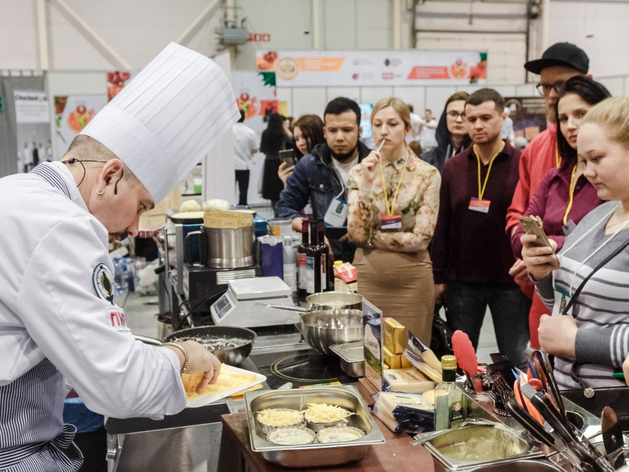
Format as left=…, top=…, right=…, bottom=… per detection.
left=384, top=318, right=407, bottom=354
left=383, top=346, right=402, bottom=369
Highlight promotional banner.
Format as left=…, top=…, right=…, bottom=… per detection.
left=231, top=70, right=279, bottom=204
left=14, top=90, right=52, bottom=173
left=256, top=50, right=487, bottom=87
left=504, top=96, right=547, bottom=142
left=54, top=94, right=108, bottom=159
left=106, top=71, right=134, bottom=101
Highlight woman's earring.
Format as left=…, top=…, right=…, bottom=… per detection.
left=97, top=189, right=105, bottom=195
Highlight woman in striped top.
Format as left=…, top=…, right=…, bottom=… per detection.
left=522, top=96, right=629, bottom=389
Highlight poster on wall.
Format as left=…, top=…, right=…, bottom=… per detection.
left=504, top=96, right=547, bottom=143
left=54, top=94, right=108, bottom=159
left=256, top=50, right=487, bottom=87
left=106, top=71, right=134, bottom=101
left=231, top=70, right=279, bottom=205
left=14, top=90, right=52, bottom=174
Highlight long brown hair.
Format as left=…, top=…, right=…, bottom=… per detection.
left=292, top=114, right=324, bottom=157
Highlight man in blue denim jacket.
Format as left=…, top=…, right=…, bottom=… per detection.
left=275, top=97, right=371, bottom=262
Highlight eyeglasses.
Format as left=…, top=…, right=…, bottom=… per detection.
left=536, top=81, right=566, bottom=96
left=446, top=111, right=465, bottom=120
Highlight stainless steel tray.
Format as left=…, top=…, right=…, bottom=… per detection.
left=424, top=423, right=544, bottom=472
left=330, top=342, right=364, bottom=378
left=244, top=385, right=386, bottom=468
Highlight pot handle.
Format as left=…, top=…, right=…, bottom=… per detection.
left=255, top=303, right=310, bottom=314
left=184, top=230, right=203, bottom=264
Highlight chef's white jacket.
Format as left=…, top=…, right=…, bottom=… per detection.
left=0, top=162, right=186, bottom=418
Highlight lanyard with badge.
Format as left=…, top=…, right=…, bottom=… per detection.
left=469, top=141, right=505, bottom=213
left=380, top=149, right=410, bottom=231
left=324, top=168, right=349, bottom=227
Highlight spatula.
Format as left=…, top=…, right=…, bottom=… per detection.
left=451, top=330, right=482, bottom=392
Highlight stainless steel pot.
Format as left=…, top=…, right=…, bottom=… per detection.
left=261, top=292, right=363, bottom=315
left=300, top=309, right=363, bottom=355
left=164, top=326, right=256, bottom=366
left=186, top=225, right=255, bottom=269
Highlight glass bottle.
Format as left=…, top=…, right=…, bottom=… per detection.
left=316, top=219, right=329, bottom=291
left=434, top=355, right=466, bottom=430
left=297, top=218, right=309, bottom=297
left=306, top=219, right=321, bottom=294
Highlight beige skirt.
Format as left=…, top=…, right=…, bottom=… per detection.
left=353, top=247, right=435, bottom=346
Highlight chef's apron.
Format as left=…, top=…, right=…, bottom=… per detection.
left=0, top=359, right=83, bottom=471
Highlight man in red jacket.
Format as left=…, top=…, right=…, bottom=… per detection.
left=506, top=42, right=590, bottom=347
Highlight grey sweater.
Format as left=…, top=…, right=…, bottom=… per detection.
left=535, top=201, right=629, bottom=389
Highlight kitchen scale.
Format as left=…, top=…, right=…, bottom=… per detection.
left=210, top=277, right=298, bottom=328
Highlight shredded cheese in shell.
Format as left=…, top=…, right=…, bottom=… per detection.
left=256, top=409, right=303, bottom=427
left=181, top=368, right=257, bottom=401
left=304, top=403, right=354, bottom=423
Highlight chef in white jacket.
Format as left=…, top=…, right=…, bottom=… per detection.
left=0, top=43, right=239, bottom=471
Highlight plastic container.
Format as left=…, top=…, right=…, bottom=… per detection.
left=333, top=261, right=358, bottom=293
left=282, top=235, right=296, bottom=292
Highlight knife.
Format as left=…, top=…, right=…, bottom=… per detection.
left=601, top=406, right=625, bottom=469
left=531, top=349, right=567, bottom=421
left=521, top=383, right=615, bottom=472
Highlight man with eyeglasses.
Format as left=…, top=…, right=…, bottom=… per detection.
left=506, top=42, right=590, bottom=272
left=421, top=92, right=472, bottom=172
left=505, top=43, right=590, bottom=350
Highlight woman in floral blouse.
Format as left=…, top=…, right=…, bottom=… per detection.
left=347, top=97, right=441, bottom=344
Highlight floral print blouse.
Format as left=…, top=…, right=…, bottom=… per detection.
left=347, top=153, right=440, bottom=253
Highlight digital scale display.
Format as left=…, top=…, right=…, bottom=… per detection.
left=214, top=295, right=232, bottom=319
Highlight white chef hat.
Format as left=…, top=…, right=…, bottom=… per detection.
left=80, top=42, right=239, bottom=203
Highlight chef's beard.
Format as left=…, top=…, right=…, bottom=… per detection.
left=331, top=144, right=358, bottom=163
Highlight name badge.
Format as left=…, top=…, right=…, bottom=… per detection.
left=469, top=197, right=491, bottom=213
left=324, top=196, right=348, bottom=227
left=381, top=214, right=402, bottom=231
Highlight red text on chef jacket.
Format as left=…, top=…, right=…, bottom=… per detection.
left=109, top=309, right=126, bottom=328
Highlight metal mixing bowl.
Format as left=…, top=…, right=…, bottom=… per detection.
left=164, top=326, right=256, bottom=366
left=300, top=309, right=363, bottom=355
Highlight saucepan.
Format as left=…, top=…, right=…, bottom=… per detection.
left=260, top=291, right=363, bottom=315
left=162, top=326, right=257, bottom=366
left=300, top=309, right=363, bottom=355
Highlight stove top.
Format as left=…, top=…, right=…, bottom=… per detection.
left=250, top=348, right=351, bottom=389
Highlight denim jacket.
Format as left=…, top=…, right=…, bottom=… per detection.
left=275, top=141, right=371, bottom=261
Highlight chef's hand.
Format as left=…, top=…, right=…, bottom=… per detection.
left=623, top=353, right=629, bottom=387
left=360, top=151, right=381, bottom=188
left=278, top=162, right=294, bottom=187
left=521, top=234, right=559, bottom=280
left=166, top=341, right=222, bottom=393
left=435, top=283, right=446, bottom=306
left=508, top=259, right=529, bottom=282
left=538, top=314, right=577, bottom=359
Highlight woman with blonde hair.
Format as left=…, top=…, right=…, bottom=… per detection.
left=523, top=96, right=629, bottom=391
left=347, top=97, right=441, bottom=343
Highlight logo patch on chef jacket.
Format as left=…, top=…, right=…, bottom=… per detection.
left=92, top=263, right=115, bottom=305
left=108, top=309, right=128, bottom=330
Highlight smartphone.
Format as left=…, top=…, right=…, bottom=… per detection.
left=520, top=216, right=554, bottom=250
left=279, top=149, right=296, bottom=167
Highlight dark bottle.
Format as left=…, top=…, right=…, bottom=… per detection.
left=306, top=219, right=321, bottom=294
left=297, top=218, right=310, bottom=298
left=317, top=219, right=329, bottom=291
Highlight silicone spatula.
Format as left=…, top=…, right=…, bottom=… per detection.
left=451, top=330, right=481, bottom=392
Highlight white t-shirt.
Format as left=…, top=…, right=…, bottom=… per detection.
left=407, top=113, right=421, bottom=143
left=232, top=122, right=258, bottom=171
left=419, top=118, right=438, bottom=149
left=332, top=155, right=359, bottom=193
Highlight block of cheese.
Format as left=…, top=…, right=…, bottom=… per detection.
left=382, top=368, right=435, bottom=393
left=383, top=346, right=401, bottom=369
left=383, top=318, right=407, bottom=354
left=401, top=354, right=412, bottom=369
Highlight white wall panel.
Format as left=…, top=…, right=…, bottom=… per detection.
left=360, top=86, right=394, bottom=105
left=597, top=77, right=625, bottom=97
left=424, top=86, right=457, bottom=114
left=392, top=86, right=426, bottom=112
left=0, top=0, right=39, bottom=70
left=549, top=1, right=629, bottom=78
left=276, top=87, right=293, bottom=116
left=291, top=87, right=327, bottom=118
left=326, top=87, right=361, bottom=105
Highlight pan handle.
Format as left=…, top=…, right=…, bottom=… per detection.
left=255, top=303, right=310, bottom=313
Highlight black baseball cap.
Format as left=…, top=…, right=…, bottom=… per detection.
left=524, top=42, right=589, bottom=75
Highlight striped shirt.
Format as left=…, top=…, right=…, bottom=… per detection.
left=535, top=201, right=629, bottom=389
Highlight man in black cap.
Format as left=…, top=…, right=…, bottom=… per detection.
left=505, top=42, right=590, bottom=345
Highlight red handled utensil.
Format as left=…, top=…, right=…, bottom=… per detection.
left=451, top=330, right=482, bottom=393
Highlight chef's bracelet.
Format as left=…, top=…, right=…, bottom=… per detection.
left=163, top=342, right=189, bottom=374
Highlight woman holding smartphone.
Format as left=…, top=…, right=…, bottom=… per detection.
left=512, top=76, right=610, bottom=348
left=347, top=98, right=440, bottom=344
left=522, top=96, right=629, bottom=390
left=278, top=114, right=325, bottom=186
